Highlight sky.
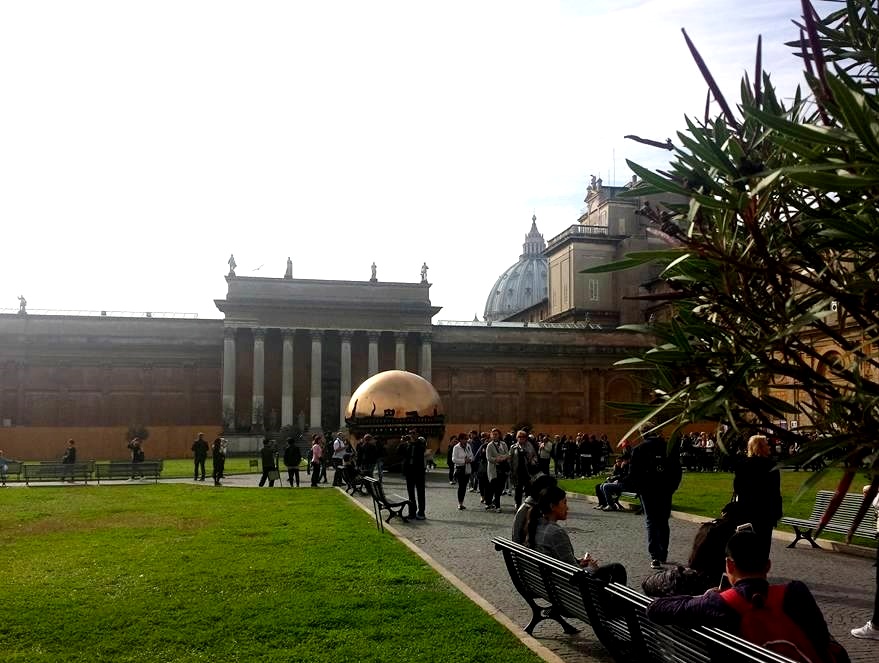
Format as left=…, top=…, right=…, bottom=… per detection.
left=1, top=1, right=816, bottom=322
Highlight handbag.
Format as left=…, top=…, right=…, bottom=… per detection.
left=267, top=469, right=281, bottom=482
left=464, top=464, right=472, bottom=475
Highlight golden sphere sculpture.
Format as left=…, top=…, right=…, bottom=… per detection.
left=345, top=370, right=445, bottom=468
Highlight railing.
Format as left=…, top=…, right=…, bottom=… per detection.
left=546, top=223, right=609, bottom=246
left=433, top=320, right=602, bottom=329
left=0, top=309, right=199, bottom=318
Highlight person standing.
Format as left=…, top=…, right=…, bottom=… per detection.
left=628, top=423, right=682, bottom=570
left=309, top=434, right=323, bottom=487
left=331, top=432, right=346, bottom=486
left=537, top=435, right=554, bottom=476
left=851, top=484, right=879, bottom=640
left=61, top=438, right=76, bottom=482
left=451, top=433, right=473, bottom=510
left=283, top=437, right=302, bottom=487
left=402, top=433, right=427, bottom=520
left=510, top=430, right=538, bottom=508
left=485, top=428, right=510, bottom=512
left=191, top=432, right=209, bottom=482
left=258, top=438, right=277, bottom=487
left=128, top=437, right=145, bottom=479
left=446, top=437, right=457, bottom=483
left=0, top=449, right=13, bottom=486
left=733, top=434, right=782, bottom=554
left=211, top=437, right=226, bottom=486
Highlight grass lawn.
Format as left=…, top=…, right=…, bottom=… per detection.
left=560, top=467, right=878, bottom=548
left=0, top=486, right=542, bottom=663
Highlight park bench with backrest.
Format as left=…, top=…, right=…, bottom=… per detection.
left=95, top=460, right=164, bottom=484
left=492, top=537, right=641, bottom=661
left=1, top=460, right=23, bottom=484
left=494, top=536, right=800, bottom=663
left=362, top=476, right=410, bottom=531
left=780, top=489, right=877, bottom=548
left=23, top=461, right=95, bottom=485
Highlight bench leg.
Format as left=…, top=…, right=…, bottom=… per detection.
left=787, top=526, right=821, bottom=549
left=523, top=605, right=579, bottom=635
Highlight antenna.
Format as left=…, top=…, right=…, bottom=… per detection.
left=613, top=148, right=616, bottom=186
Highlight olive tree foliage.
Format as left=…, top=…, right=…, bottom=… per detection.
left=589, top=0, right=879, bottom=533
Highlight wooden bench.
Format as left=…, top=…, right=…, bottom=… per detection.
left=492, top=537, right=640, bottom=661
left=362, top=476, right=409, bottom=531
left=343, top=466, right=366, bottom=495
left=495, top=537, right=798, bottom=663
left=23, top=461, right=94, bottom=485
left=96, top=460, right=164, bottom=484
left=1, top=460, right=23, bottom=484
left=780, top=489, right=877, bottom=548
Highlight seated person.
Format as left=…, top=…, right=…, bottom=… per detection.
left=511, top=474, right=557, bottom=543
left=594, top=458, right=629, bottom=511
left=525, top=485, right=627, bottom=585
left=643, top=501, right=745, bottom=597
left=646, top=528, right=848, bottom=662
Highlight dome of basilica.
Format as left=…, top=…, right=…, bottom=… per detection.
left=483, top=215, right=548, bottom=321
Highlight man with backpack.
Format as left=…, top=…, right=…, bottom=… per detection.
left=646, top=528, right=849, bottom=663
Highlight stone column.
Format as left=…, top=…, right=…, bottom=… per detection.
left=339, top=330, right=353, bottom=425
left=222, top=327, right=237, bottom=430
left=281, top=328, right=295, bottom=428
left=309, top=330, right=323, bottom=431
left=598, top=370, right=606, bottom=425
left=367, top=331, right=380, bottom=377
left=251, top=328, right=266, bottom=429
left=394, top=332, right=407, bottom=370
left=420, top=332, right=432, bottom=382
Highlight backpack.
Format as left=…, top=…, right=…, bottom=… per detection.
left=719, top=585, right=824, bottom=663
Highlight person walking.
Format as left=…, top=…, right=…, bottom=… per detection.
left=211, top=437, right=226, bottom=486
left=191, top=432, right=209, bottom=482
left=628, top=422, right=682, bottom=570
left=309, top=434, right=323, bottom=487
left=258, top=438, right=277, bottom=487
left=485, top=428, right=510, bottom=512
left=451, top=433, right=473, bottom=510
left=283, top=437, right=302, bottom=487
left=733, top=434, right=782, bottom=554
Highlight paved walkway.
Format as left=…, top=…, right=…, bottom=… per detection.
left=339, top=471, right=876, bottom=663
left=10, top=470, right=877, bottom=662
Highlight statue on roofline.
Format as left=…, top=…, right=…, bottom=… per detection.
left=227, top=254, right=237, bottom=277
left=420, top=262, right=429, bottom=283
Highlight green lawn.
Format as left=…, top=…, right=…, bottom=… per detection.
left=560, top=467, right=878, bottom=548
left=0, top=486, right=542, bottom=663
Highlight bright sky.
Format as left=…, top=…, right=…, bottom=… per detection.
left=1, top=1, right=813, bottom=322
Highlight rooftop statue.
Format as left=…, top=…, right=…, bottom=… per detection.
left=420, top=262, right=429, bottom=283
left=370, top=262, right=377, bottom=282
left=284, top=256, right=292, bottom=279
left=17, top=295, right=27, bottom=314
left=227, top=254, right=237, bottom=277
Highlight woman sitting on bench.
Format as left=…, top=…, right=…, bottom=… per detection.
left=525, top=485, right=627, bottom=585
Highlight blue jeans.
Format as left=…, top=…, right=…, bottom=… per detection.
left=639, top=491, right=672, bottom=562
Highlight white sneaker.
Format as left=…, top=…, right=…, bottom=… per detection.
left=851, top=620, right=879, bottom=640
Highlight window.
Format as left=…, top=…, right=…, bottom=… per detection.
left=589, top=279, right=599, bottom=301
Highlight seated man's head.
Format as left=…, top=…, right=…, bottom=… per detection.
left=725, top=528, right=771, bottom=583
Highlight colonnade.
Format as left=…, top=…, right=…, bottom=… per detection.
left=221, top=327, right=432, bottom=431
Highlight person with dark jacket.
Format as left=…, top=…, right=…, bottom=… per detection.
left=258, top=438, right=277, bottom=487
left=628, top=424, right=682, bottom=569
left=282, top=437, right=301, bottom=487
left=401, top=432, right=427, bottom=520
left=733, top=434, right=782, bottom=553
left=61, top=438, right=77, bottom=482
left=646, top=529, right=848, bottom=663
left=191, top=432, right=209, bottom=482
left=642, top=500, right=746, bottom=597
left=211, top=437, right=226, bottom=486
